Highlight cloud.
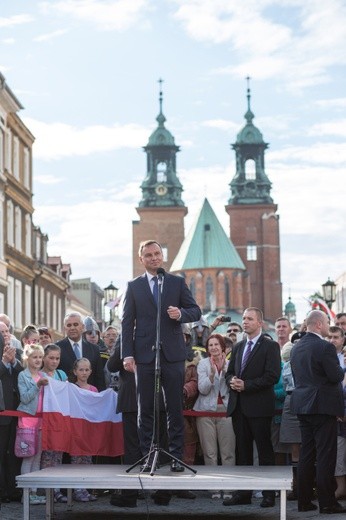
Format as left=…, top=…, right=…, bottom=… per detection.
left=2, top=38, right=15, bottom=45
left=40, top=0, right=151, bottom=31
left=0, top=14, right=34, bottom=28
left=34, top=174, right=63, bottom=185
left=315, top=98, right=346, bottom=109
left=172, top=0, right=346, bottom=92
left=33, top=29, right=68, bottom=42
left=23, top=117, right=150, bottom=160
left=269, top=142, right=346, bottom=165
left=201, top=118, right=239, bottom=132
left=308, top=119, right=346, bottom=138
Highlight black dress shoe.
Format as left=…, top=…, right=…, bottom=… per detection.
left=223, top=493, right=252, bottom=506
left=152, top=490, right=171, bottom=506
left=298, top=502, right=318, bottom=512
left=175, top=490, right=196, bottom=499
left=110, top=494, right=137, bottom=508
left=260, top=497, right=275, bottom=508
left=170, top=460, right=185, bottom=472
left=320, top=502, right=346, bottom=514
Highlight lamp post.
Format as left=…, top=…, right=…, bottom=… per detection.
left=104, top=282, right=119, bottom=326
left=322, top=278, right=336, bottom=309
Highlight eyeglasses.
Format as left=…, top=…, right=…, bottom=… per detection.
left=227, top=329, right=240, bottom=333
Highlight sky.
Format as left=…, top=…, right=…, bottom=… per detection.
left=1, top=0, right=345, bottom=322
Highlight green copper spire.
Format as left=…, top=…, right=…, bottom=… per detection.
left=171, top=198, right=245, bottom=271
left=229, top=77, right=273, bottom=205
left=139, top=79, right=184, bottom=207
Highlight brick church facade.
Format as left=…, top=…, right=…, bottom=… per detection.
left=132, top=82, right=282, bottom=323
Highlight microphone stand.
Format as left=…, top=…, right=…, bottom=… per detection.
left=127, top=271, right=196, bottom=476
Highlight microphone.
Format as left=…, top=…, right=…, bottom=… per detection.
left=157, top=267, right=165, bottom=281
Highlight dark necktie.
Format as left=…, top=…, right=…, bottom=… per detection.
left=152, top=276, right=158, bottom=305
left=240, top=340, right=253, bottom=376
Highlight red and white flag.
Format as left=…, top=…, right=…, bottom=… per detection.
left=310, top=296, right=336, bottom=322
left=42, top=378, right=124, bottom=457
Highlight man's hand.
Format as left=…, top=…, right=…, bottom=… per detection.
left=167, top=306, right=181, bottom=320
left=2, top=345, right=16, bottom=364
left=123, top=357, right=136, bottom=373
left=230, top=376, right=245, bottom=392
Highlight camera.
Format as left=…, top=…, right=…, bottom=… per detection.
left=220, top=316, right=231, bottom=322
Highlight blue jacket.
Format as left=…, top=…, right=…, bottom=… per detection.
left=17, top=368, right=41, bottom=416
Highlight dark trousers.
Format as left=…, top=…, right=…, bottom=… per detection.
left=136, top=356, right=185, bottom=459
left=232, top=403, right=275, bottom=500
left=297, top=414, right=337, bottom=509
left=0, top=419, right=22, bottom=498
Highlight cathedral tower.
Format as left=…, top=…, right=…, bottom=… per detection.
left=225, top=79, right=282, bottom=322
left=132, top=81, right=187, bottom=277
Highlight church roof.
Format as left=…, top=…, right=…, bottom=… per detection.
left=170, top=198, right=245, bottom=271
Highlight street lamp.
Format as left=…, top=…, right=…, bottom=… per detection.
left=322, top=278, right=336, bottom=309
left=104, top=282, right=119, bottom=326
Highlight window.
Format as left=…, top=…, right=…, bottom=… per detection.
left=0, top=196, right=4, bottom=258
left=245, top=159, right=256, bottom=180
left=23, top=147, right=30, bottom=188
left=161, top=245, right=168, bottom=263
left=24, top=285, right=31, bottom=325
left=46, top=291, right=51, bottom=327
left=7, top=200, right=14, bottom=247
left=13, top=136, right=19, bottom=180
left=4, top=129, right=12, bottom=173
left=156, top=162, right=167, bottom=183
left=206, top=276, right=213, bottom=310
left=53, top=294, right=57, bottom=330
left=7, top=277, right=14, bottom=324
left=15, top=206, right=22, bottom=251
left=189, top=277, right=196, bottom=299
left=40, top=287, right=45, bottom=324
left=15, top=279, right=22, bottom=330
left=247, top=242, right=257, bottom=261
left=25, top=214, right=32, bottom=256
left=0, top=129, right=4, bottom=174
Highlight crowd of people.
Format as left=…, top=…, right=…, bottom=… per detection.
left=0, top=240, right=345, bottom=514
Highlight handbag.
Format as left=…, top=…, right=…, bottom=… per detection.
left=14, top=426, right=38, bottom=458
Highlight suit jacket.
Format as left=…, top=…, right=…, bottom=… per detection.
left=0, top=359, right=23, bottom=425
left=57, top=337, right=106, bottom=391
left=226, top=334, right=281, bottom=418
left=290, top=332, right=344, bottom=416
left=107, top=339, right=137, bottom=414
left=121, top=272, right=201, bottom=364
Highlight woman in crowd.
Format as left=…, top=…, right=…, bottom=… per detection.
left=193, top=333, right=235, bottom=499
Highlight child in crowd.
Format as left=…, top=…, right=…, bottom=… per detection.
left=17, top=344, right=48, bottom=505
left=70, top=358, right=97, bottom=502
left=40, top=344, right=68, bottom=503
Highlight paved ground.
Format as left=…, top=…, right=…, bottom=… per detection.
left=1, top=491, right=346, bottom=520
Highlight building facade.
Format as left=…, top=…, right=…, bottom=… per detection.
left=0, top=72, right=69, bottom=338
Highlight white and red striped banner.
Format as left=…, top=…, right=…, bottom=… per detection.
left=42, top=378, right=124, bottom=457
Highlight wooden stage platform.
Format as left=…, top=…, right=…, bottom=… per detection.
left=17, top=464, right=292, bottom=520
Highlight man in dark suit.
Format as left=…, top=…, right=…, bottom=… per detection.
left=223, top=307, right=281, bottom=509
left=0, top=322, right=23, bottom=503
left=57, top=312, right=105, bottom=390
left=121, top=240, right=201, bottom=473
left=290, top=309, right=345, bottom=515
